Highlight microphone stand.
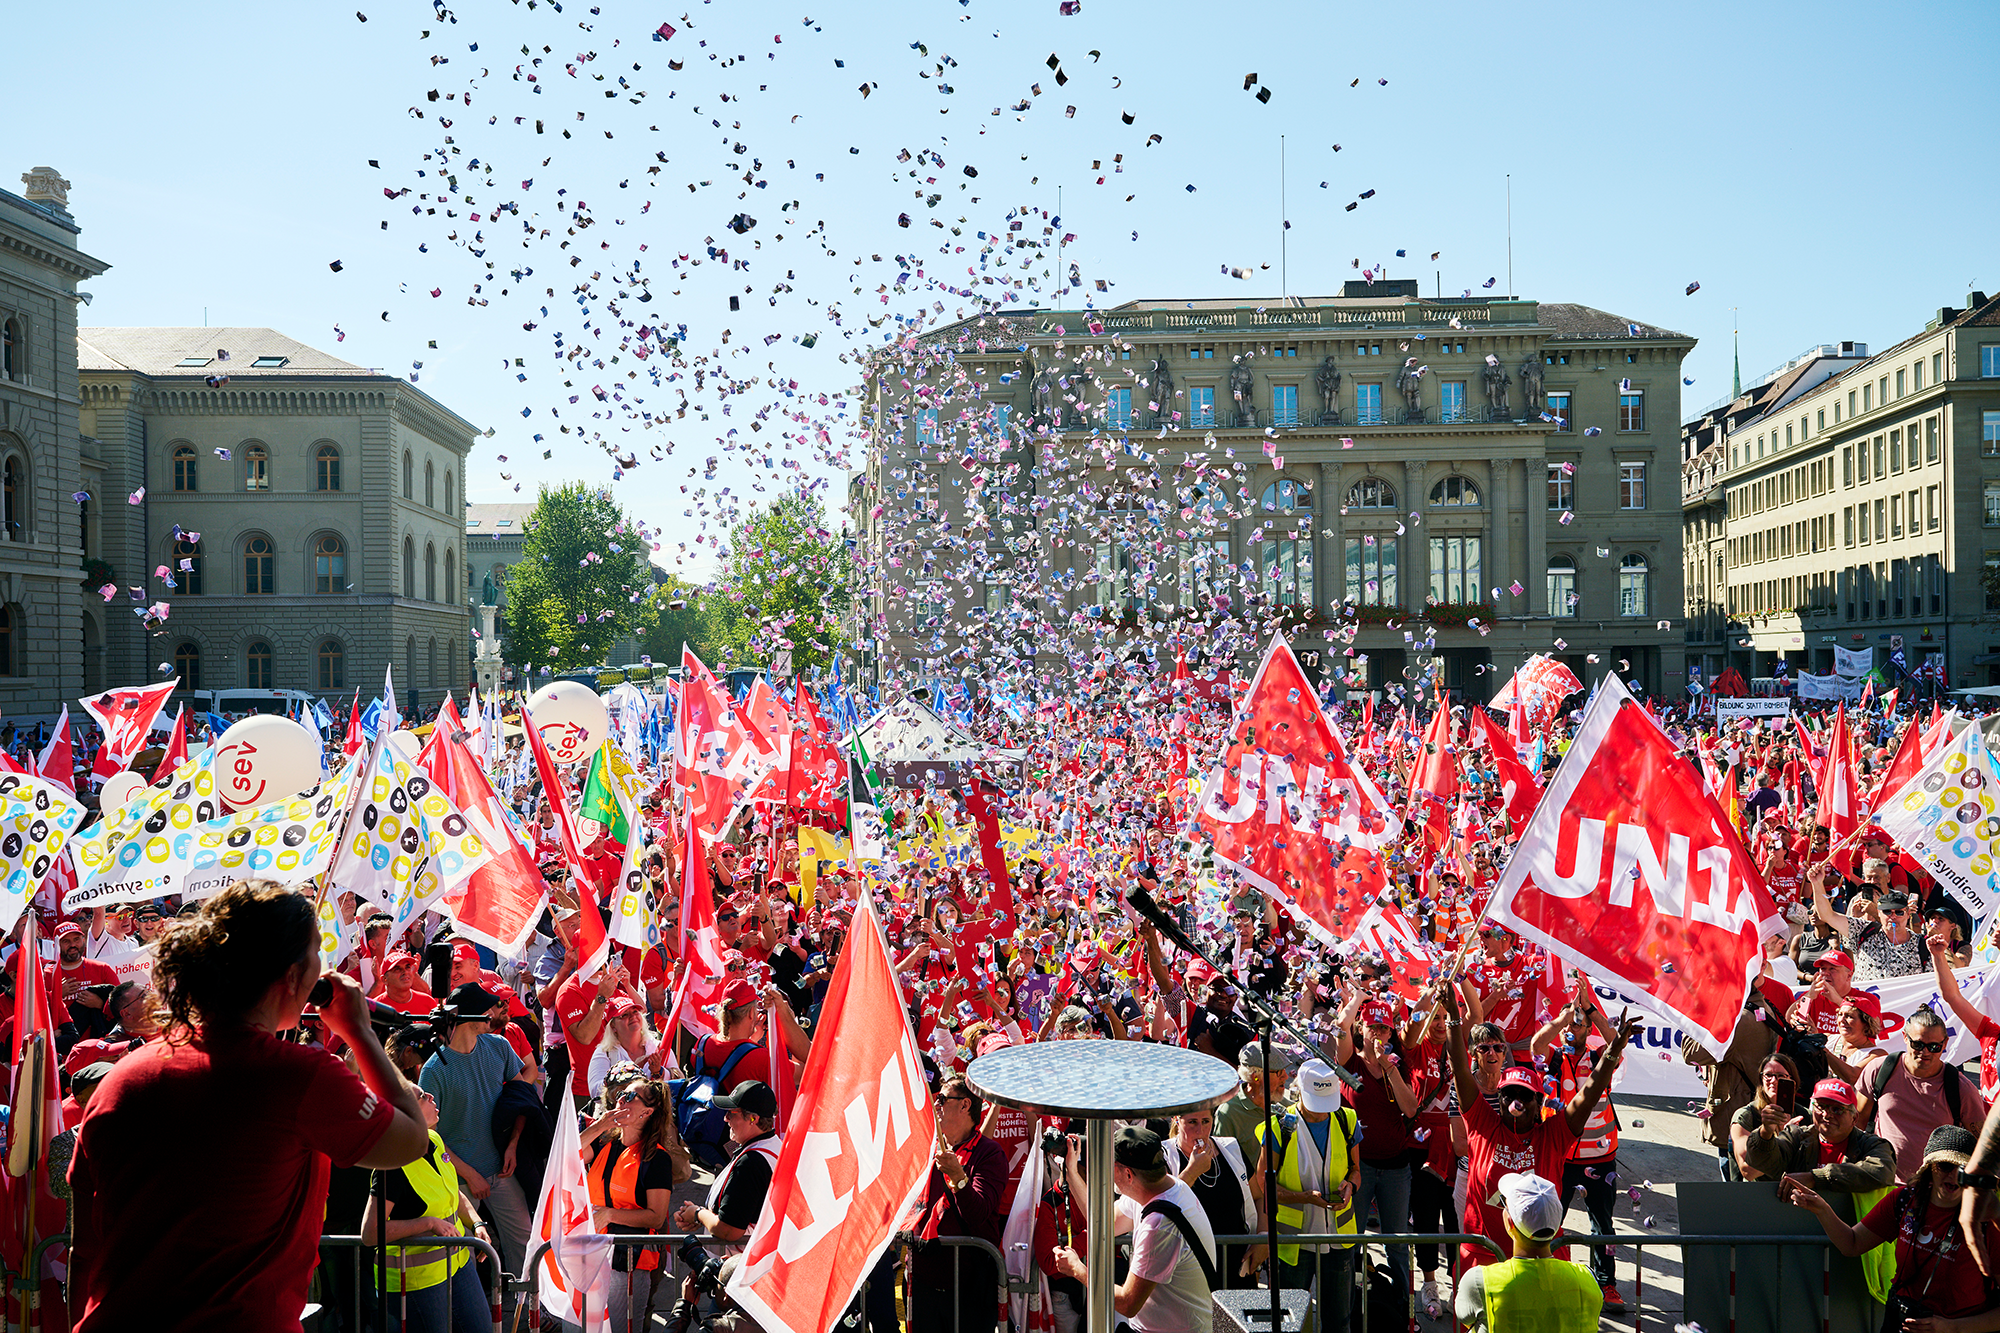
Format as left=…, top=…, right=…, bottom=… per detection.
left=1125, top=886, right=1354, bottom=1333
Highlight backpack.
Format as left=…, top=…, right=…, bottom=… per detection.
left=1866, top=1052, right=1962, bottom=1129
left=670, top=1036, right=760, bottom=1170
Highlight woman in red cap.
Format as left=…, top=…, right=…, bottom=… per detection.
left=1823, top=990, right=1887, bottom=1085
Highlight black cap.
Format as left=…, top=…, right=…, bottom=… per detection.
left=712, top=1079, right=778, bottom=1120
left=1113, top=1126, right=1167, bottom=1172
left=447, top=982, right=502, bottom=1013
left=1878, top=890, right=1911, bottom=911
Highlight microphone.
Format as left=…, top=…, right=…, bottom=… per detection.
left=1124, top=885, right=1200, bottom=956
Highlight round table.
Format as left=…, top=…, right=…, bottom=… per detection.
left=967, top=1041, right=1237, bottom=1333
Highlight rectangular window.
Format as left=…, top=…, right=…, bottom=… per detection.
left=1618, top=392, right=1644, bottom=431
left=1910, top=489, right=1922, bottom=535
left=1549, top=561, right=1577, bottom=617
left=1619, top=462, right=1646, bottom=510
left=917, top=408, right=939, bottom=445
left=1982, top=346, right=2000, bottom=378
left=1880, top=376, right=1890, bottom=404
left=1818, top=409, right=1826, bottom=432
left=1107, top=387, right=1132, bottom=429
left=1935, top=351, right=1946, bottom=382
left=1989, top=553, right=2000, bottom=612
left=1928, top=416, right=1941, bottom=463
left=1190, top=386, right=1215, bottom=427
left=1914, top=361, right=1924, bottom=391
left=1859, top=444, right=1871, bottom=482
left=1890, top=493, right=1902, bottom=538
left=1427, top=535, right=1483, bottom=605
left=1844, top=447, right=1854, bottom=486
left=1345, top=535, right=1398, bottom=606
left=1849, top=390, right=1858, bottom=416
left=1270, top=384, right=1298, bottom=427
left=1890, top=430, right=1902, bottom=473
left=1546, top=464, right=1573, bottom=511
left=1929, top=486, right=1941, bottom=532
left=1985, top=410, right=2000, bottom=457
left=1547, top=391, right=1572, bottom=431
left=1859, top=504, right=1870, bottom=543
left=1896, top=369, right=1906, bottom=399
left=1864, top=383, right=1874, bottom=411
left=992, top=404, right=1012, bottom=440
left=1987, top=485, right=2000, bottom=528
left=1180, top=539, right=1233, bottom=610
left=1785, top=424, right=1794, bottom=448
left=1440, top=381, right=1468, bottom=423
left=1876, top=498, right=1887, bottom=539
left=1356, top=384, right=1382, bottom=424
left=1875, top=435, right=1887, bottom=477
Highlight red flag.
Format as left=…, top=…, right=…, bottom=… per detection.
left=153, top=706, right=188, bottom=783
left=678, top=649, right=771, bottom=842
left=34, top=709, right=73, bottom=796
left=1815, top=703, right=1861, bottom=838
left=1193, top=634, right=1401, bottom=945
left=960, top=772, right=1019, bottom=930
left=80, top=682, right=177, bottom=783
left=416, top=709, right=551, bottom=954
left=2, top=913, right=68, bottom=1332
left=727, top=888, right=935, bottom=1333
left=1406, top=705, right=1458, bottom=855
left=1488, top=676, right=1781, bottom=1055
left=786, top=687, right=843, bottom=815
left=524, top=700, right=610, bottom=977
left=1354, top=694, right=1378, bottom=758
left=743, top=678, right=796, bottom=808
left=343, top=691, right=363, bottom=760
left=1469, top=707, right=1541, bottom=835
left=664, top=865, right=729, bottom=1042
left=1345, top=899, right=1436, bottom=1005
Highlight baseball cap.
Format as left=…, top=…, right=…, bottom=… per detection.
left=1359, top=1002, right=1395, bottom=1029
left=1811, top=1078, right=1858, bottom=1108
left=712, top=1079, right=778, bottom=1119
left=55, top=920, right=84, bottom=940
left=479, top=969, right=530, bottom=1016
left=1815, top=950, right=1855, bottom=972
left=1496, top=1067, right=1541, bottom=1100
left=975, top=1032, right=1014, bottom=1059
left=1839, top=990, right=1883, bottom=1023
left=383, top=949, right=421, bottom=971
left=1113, top=1126, right=1168, bottom=1172
left=451, top=941, right=482, bottom=966
left=1297, top=1059, right=1342, bottom=1113
left=1497, top=1172, right=1565, bottom=1242
left=1878, top=890, right=1911, bottom=911
left=720, top=977, right=760, bottom=1010
left=1237, top=1041, right=1288, bottom=1080
left=446, top=982, right=502, bottom=1014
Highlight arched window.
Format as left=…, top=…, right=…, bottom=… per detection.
left=425, top=460, right=435, bottom=508
left=0, top=319, right=19, bottom=381
left=3, top=455, right=22, bottom=541
left=173, top=641, right=202, bottom=690
left=444, top=471, right=454, bottom=514
left=316, top=444, right=341, bottom=492
left=318, top=639, right=345, bottom=690
left=404, top=537, right=416, bottom=598
left=1345, top=478, right=1396, bottom=510
left=1259, top=480, right=1313, bottom=606
left=173, top=444, right=198, bottom=492
left=406, top=636, right=417, bottom=690
left=403, top=451, right=413, bottom=499
left=172, top=538, right=203, bottom=595
left=0, top=605, right=12, bottom=675
left=1547, top=555, right=1578, bottom=618
left=246, top=639, right=273, bottom=689
left=243, top=535, right=275, bottom=595
left=1619, top=554, right=1650, bottom=617
left=1429, top=476, right=1481, bottom=507
left=427, top=637, right=438, bottom=688
left=425, top=542, right=437, bottom=601
left=444, top=551, right=455, bottom=605
left=314, top=533, right=347, bottom=594
left=244, top=443, right=269, bottom=491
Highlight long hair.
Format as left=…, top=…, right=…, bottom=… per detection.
left=150, top=880, right=318, bottom=1043
left=1751, top=1053, right=1802, bottom=1110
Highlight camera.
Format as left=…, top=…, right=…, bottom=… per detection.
left=678, top=1237, right=729, bottom=1297
left=1041, top=1128, right=1068, bottom=1161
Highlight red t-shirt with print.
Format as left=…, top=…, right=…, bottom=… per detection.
left=554, top=973, right=607, bottom=1095
left=1460, top=1088, right=1578, bottom=1268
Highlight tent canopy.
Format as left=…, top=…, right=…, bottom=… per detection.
left=844, top=695, right=1024, bottom=788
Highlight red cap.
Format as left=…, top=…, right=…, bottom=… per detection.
left=606, top=996, right=640, bottom=1020
left=1811, top=1078, right=1857, bottom=1107
left=54, top=919, right=84, bottom=939
left=720, top=978, right=760, bottom=1010
left=1816, top=950, right=1855, bottom=972
left=481, top=968, right=530, bottom=1017
left=975, top=1032, right=1014, bottom=1058
left=1359, top=1002, right=1396, bottom=1029
left=1840, top=990, right=1883, bottom=1022
left=383, top=949, right=421, bottom=971
left=452, top=941, right=481, bottom=965
left=1496, top=1066, right=1540, bottom=1096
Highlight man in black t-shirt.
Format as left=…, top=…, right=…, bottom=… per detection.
left=673, top=1080, right=783, bottom=1255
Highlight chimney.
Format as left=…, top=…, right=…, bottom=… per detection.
left=1971, top=291, right=1992, bottom=309
left=18, top=167, right=71, bottom=214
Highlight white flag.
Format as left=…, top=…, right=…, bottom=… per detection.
left=528, top=1094, right=612, bottom=1326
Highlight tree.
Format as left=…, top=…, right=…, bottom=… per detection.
left=713, top=490, right=852, bottom=677
left=502, top=483, right=651, bottom=671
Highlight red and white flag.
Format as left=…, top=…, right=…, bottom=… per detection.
left=1815, top=702, right=1862, bottom=837
left=1193, top=634, right=1401, bottom=945
left=80, top=681, right=177, bottom=783
left=1406, top=705, right=1458, bottom=856
left=416, top=705, right=551, bottom=956
left=524, top=699, right=610, bottom=977
left=1469, top=706, right=1541, bottom=835
left=727, top=888, right=935, bottom=1333
left=1344, top=899, right=1435, bottom=1005
left=666, top=821, right=730, bottom=1040
left=1488, top=675, right=1781, bottom=1055
left=527, top=1071, right=612, bottom=1326
left=679, top=649, right=775, bottom=843
left=786, top=686, right=844, bottom=815
left=34, top=708, right=74, bottom=796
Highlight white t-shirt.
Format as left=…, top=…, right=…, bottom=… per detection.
left=94, top=935, right=155, bottom=989
left=1116, top=1178, right=1217, bottom=1333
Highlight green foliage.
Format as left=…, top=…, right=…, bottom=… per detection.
left=502, top=483, right=650, bottom=671
left=712, top=490, right=852, bottom=676
left=634, top=575, right=750, bottom=670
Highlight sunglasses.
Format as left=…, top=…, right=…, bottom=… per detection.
left=1474, top=1043, right=1508, bottom=1055
left=1910, top=1039, right=1947, bottom=1054
left=617, top=1089, right=659, bottom=1107
left=717, top=911, right=740, bottom=922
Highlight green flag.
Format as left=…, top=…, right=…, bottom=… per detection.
left=579, top=741, right=635, bottom=844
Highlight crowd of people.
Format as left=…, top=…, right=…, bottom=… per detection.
left=20, top=675, right=2000, bottom=1333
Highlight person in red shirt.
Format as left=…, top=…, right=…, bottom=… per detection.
left=1786, top=950, right=1857, bottom=1036
left=684, top=978, right=811, bottom=1121
left=68, top=880, right=428, bottom=1333
left=48, top=920, right=119, bottom=1041
left=1463, top=926, right=1548, bottom=1051
left=552, top=955, right=630, bottom=1109
left=1442, top=984, right=1637, bottom=1268
left=373, top=950, right=436, bottom=1015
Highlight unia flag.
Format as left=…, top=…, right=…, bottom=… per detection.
left=1487, top=674, right=1781, bottom=1056
left=727, top=887, right=935, bottom=1333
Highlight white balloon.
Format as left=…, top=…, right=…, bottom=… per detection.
left=98, top=770, right=148, bottom=813
left=527, top=681, right=609, bottom=764
left=213, top=715, right=324, bottom=809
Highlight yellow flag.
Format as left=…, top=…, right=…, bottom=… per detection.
left=796, top=826, right=852, bottom=912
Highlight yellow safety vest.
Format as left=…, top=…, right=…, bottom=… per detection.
left=1255, top=1110, right=1358, bottom=1264
left=377, top=1131, right=469, bottom=1294
left=1483, top=1256, right=1602, bottom=1332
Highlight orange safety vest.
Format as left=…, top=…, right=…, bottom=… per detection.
left=588, top=1140, right=662, bottom=1271
left=1560, top=1049, right=1617, bottom=1161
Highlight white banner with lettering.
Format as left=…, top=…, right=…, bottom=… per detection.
left=1834, top=646, right=1875, bottom=679
left=1797, top=671, right=1867, bottom=702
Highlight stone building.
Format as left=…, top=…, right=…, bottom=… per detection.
left=465, top=500, right=529, bottom=678
left=858, top=281, right=1695, bottom=701
left=0, top=168, right=110, bottom=717
left=78, top=327, right=480, bottom=711
left=1698, top=289, right=2000, bottom=689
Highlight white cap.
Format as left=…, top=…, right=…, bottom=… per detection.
left=1496, top=1172, right=1564, bottom=1242
left=1297, top=1058, right=1341, bottom=1113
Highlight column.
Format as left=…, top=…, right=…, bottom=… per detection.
left=1403, top=458, right=1429, bottom=608
left=1319, top=459, right=1344, bottom=611
left=1525, top=443, right=1548, bottom=616
left=1489, top=457, right=1512, bottom=608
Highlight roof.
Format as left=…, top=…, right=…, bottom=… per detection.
left=76, top=328, right=374, bottom=377
left=1535, top=303, right=1689, bottom=340
left=465, top=503, right=535, bottom=533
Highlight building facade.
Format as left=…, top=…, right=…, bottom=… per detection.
left=859, top=283, right=1694, bottom=701
left=0, top=168, right=110, bottom=717
left=1698, top=289, right=2000, bottom=690
left=78, top=327, right=479, bottom=711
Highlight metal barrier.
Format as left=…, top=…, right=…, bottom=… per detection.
left=1206, top=1232, right=1508, bottom=1333
left=315, top=1233, right=506, bottom=1332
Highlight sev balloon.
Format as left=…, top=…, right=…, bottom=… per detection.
left=527, top=681, right=608, bottom=764
left=213, top=715, right=324, bottom=810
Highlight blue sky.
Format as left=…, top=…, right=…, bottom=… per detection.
left=15, top=0, right=1998, bottom=576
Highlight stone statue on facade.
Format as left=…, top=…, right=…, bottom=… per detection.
left=1030, top=363, right=1061, bottom=432
left=1395, top=358, right=1425, bottom=419
left=1482, top=357, right=1512, bottom=415
left=1149, top=356, right=1175, bottom=421
left=1314, top=356, right=1342, bottom=422
left=1229, top=359, right=1257, bottom=427
left=1519, top=355, right=1545, bottom=413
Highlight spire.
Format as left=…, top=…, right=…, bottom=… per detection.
left=1732, top=312, right=1741, bottom=400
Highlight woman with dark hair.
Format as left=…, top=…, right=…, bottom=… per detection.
left=1730, top=1054, right=1803, bottom=1182
left=583, top=1076, right=692, bottom=1331
left=361, top=1073, right=490, bottom=1333
left=68, top=880, right=428, bottom=1333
